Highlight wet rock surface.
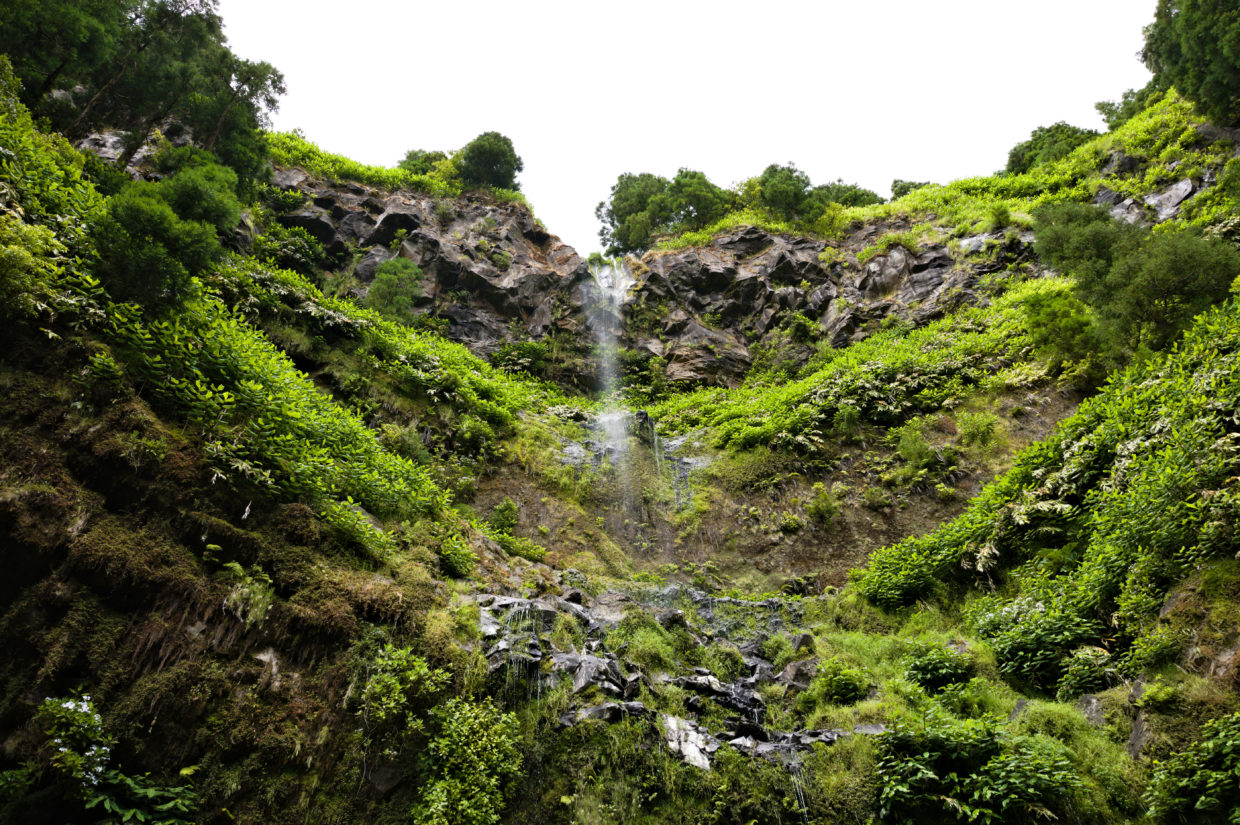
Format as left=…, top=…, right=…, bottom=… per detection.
left=471, top=583, right=880, bottom=770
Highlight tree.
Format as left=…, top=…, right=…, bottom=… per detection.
left=0, top=0, right=134, bottom=114
left=1143, top=0, right=1240, bottom=125
left=201, top=57, right=284, bottom=152
left=1095, top=81, right=1165, bottom=130
left=666, top=168, right=731, bottom=229
left=400, top=149, right=448, bottom=175
left=595, top=172, right=671, bottom=255
left=457, top=131, right=523, bottom=189
left=891, top=179, right=931, bottom=199
left=1005, top=122, right=1099, bottom=175
left=757, top=163, right=811, bottom=220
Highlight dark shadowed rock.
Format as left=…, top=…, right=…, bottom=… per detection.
left=279, top=205, right=336, bottom=245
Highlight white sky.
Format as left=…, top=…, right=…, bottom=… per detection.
left=216, top=0, right=1157, bottom=255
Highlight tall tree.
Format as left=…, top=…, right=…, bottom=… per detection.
left=457, top=131, right=523, bottom=189
left=69, top=0, right=220, bottom=135
left=0, top=0, right=134, bottom=112
left=595, top=172, right=670, bottom=255
left=1143, top=0, right=1240, bottom=124
left=666, top=168, right=730, bottom=230
left=758, top=163, right=812, bottom=220
left=202, top=57, right=284, bottom=152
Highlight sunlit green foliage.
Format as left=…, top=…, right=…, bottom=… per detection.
left=266, top=131, right=461, bottom=197
left=1144, top=710, right=1240, bottom=823
left=876, top=710, right=1079, bottom=825
left=415, top=698, right=521, bottom=825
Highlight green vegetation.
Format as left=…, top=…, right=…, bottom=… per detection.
left=3, top=1, right=1240, bottom=822
left=457, top=131, right=523, bottom=190
left=1143, top=0, right=1240, bottom=125
left=1034, top=202, right=1240, bottom=353
left=596, top=163, right=879, bottom=254
left=1005, top=122, right=1100, bottom=175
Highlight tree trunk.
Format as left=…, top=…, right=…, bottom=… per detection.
left=203, top=88, right=239, bottom=152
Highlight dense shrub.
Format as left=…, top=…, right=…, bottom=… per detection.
left=876, top=711, right=1079, bottom=825
left=1034, top=202, right=1240, bottom=352
left=364, top=258, right=425, bottom=323
left=904, top=643, right=974, bottom=692
left=1006, top=122, right=1100, bottom=175
left=1143, top=711, right=1240, bottom=823
left=457, top=131, right=523, bottom=190
left=803, top=657, right=871, bottom=706
left=891, top=179, right=931, bottom=199
left=91, top=186, right=220, bottom=307
left=250, top=223, right=324, bottom=276
left=400, top=149, right=448, bottom=175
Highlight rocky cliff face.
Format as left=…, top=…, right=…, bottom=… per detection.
left=272, top=168, right=1034, bottom=393
left=268, top=167, right=604, bottom=388
left=622, top=223, right=1033, bottom=387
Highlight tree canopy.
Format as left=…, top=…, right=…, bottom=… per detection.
left=0, top=0, right=284, bottom=191
left=1005, top=122, right=1099, bottom=175
left=457, top=131, right=523, bottom=190
left=1143, top=0, right=1240, bottom=125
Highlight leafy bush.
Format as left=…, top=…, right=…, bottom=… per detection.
left=0, top=695, right=196, bottom=824
left=807, top=481, right=841, bottom=525
left=904, top=642, right=974, bottom=692
left=414, top=698, right=522, bottom=825
left=876, top=711, right=1079, bottom=825
left=957, top=412, right=998, bottom=448
left=891, top=179, right=931, bottom=199
left=364, top=258, right=424, bottom=323
left=437, top=534, right=477, bottom=578
left=155, top=162, right=241, bottom=232
left=400, top=149, right=448, bottom=175
left=91, top=186, right=220, bottom=308
left=802, top=657, right=871, bottom=705
left=1055, top=647, right=1116, bottom=701
left=1006, top=122, right=1100, bottom=175
left=0, top=214, right=63, bottom=318
left=361, top=645, right=450, bottom=754
left=1143, top=711, right=1240, bottom=823
left=1033, top=202, right=1240, bottom=352
left=250, top=223, right=324, bottom=276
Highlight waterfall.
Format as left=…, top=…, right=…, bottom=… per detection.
left=588, top=259, right=638, bottom=520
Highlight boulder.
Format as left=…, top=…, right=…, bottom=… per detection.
left=776, top=659, right=818, bottom=692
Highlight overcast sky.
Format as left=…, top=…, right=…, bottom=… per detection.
left=216, top=0, right=1157, bottom=255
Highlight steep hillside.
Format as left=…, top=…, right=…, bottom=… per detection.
left=2, top=14, right=1240, bottom=824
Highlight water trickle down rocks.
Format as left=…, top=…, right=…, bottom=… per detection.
left=473, top=584, right=886, bottom=772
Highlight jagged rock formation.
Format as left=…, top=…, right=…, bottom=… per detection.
left=619, top=225, right=1032, bottom=387
left=268, top=170, right=1030, bottom=392
left=269, top=167, right=603, bottom=385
